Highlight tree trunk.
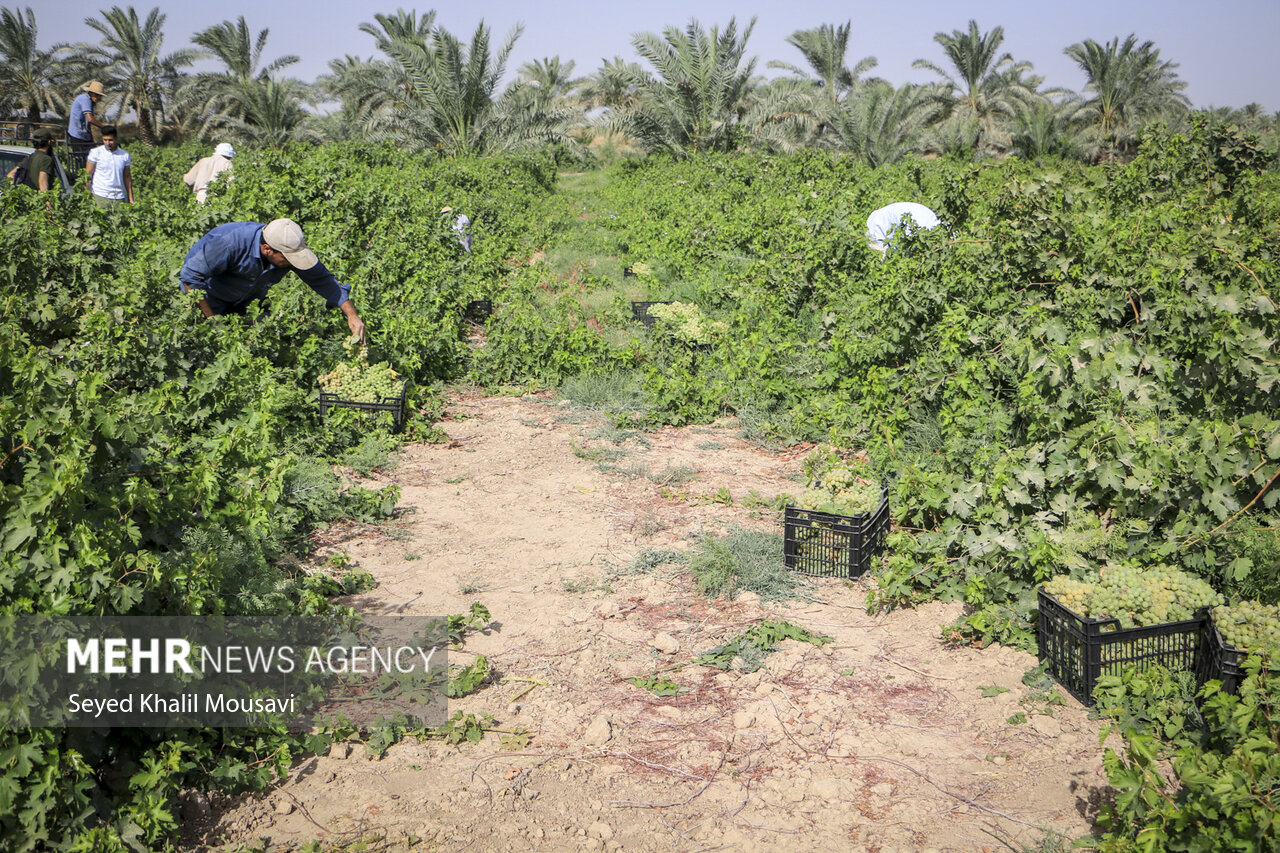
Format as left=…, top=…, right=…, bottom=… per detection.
left=136, top=101, right=156, bottom=147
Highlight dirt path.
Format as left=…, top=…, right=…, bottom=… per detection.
left=189, top=392, right=1112, bottom=853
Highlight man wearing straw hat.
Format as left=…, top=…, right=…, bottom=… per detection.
left=67, top=80, right=106, bottom=167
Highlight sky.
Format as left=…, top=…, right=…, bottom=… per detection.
left=31, top=0, right=1280, bottom=112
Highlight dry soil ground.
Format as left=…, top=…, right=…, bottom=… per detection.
left=184, top=391, right=1114, bottom=853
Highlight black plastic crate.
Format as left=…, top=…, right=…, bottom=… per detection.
left=464, top=299, right=492, bottom=320
left=1195, top=610, right=1279, bottom=695
left=783, top=485, right=890, bottom=578
left=631, top=301, right=672, bottom=328
left=1036, top=589, right=1206, bottom=705
left=318, top=381, right=408, bottom=433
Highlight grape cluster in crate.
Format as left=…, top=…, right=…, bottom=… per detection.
left=1041, top=564, right=1223, bottom=628
left=319, top=335, right=403, bottom=403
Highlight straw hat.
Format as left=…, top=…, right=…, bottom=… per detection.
left=82, top=80, right=106, bottom=96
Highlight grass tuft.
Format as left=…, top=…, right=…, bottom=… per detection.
left=557, top=369, right=648, bottom=419
left=686, top=527, right=805, bottom=602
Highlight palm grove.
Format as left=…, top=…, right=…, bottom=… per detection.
left=2, top=5, right=1276, bottom=162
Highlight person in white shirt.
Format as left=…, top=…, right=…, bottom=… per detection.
left=84, top=125, right=133, bottom=206
left=866, top=202, right=940, bottom=252
left=183, top=142, right=235, bottom=204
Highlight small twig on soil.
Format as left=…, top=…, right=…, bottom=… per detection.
left=877, top=654, right=957, bottom=680
left=601, top=750, right=709, bottom=781
left=860, top=754, right=1055, bottom=834
left=886, top=721, right=960, bottom=737
left=501, top=675, right=548, bottom=702
left=980, top=822, right=1029, bottom=852
left=537, top=625, right=603, bottom=657
left=611, top=752, right=728, bottom=809
left=281, top=790, right=330, bottom=836
left=768, top=705, right=1057, bottom=835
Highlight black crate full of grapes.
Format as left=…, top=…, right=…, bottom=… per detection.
left=1037, top=589, right=1207, bottom=706
left=783, top=484, right=889, bottom=578
left=1195, top=603, right=1280, bottom=695
left=318, top=337, right=407, bottom=432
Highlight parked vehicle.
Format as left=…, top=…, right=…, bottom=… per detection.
left=1, top=143, right=74, bottom=198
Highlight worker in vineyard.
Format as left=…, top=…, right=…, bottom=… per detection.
left=66, top=80, right=106, bottom=167
left=183, top=142, right=234, bottom=204
left=5, top=129, right=56, bottom=191
left=179, top=218, right=366, bottom=342
left=441, top=206, right=472, bottom=252
left=865, top=202, right=940, bottom=252
left=84, top=126, right=132, bottom=206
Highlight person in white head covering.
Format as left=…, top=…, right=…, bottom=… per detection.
left=183, top=142, right=235, bottom=204
left=441, top=206, right=473, bottom=252
left=865, top=202, right=941, bottom=252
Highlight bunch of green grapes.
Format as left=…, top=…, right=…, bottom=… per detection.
left=1212, top=602, right=1280, bottom=657
left=794, top=469, right=881, bottom=516
left=1089, top=565, right=1154, bottom=628
left=1041, top=564, right=1224, bottom=628
left=341, top=333, right=366, bottom=361
left=1042, top=576, right=1093, bottom=615
left=1144, top=564, right=1222, bottom=622
left=648, top=302, right=725, bottom=344
left=320, top=344, right=402, bottom=403
left=791, top=468, right=883, bottom=565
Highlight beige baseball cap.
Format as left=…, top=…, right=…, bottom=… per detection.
left=262, top=218, right=318, bottom=270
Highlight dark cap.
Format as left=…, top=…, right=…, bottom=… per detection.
left=33, top=129, right=52, bottom=143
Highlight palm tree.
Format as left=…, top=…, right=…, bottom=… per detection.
left=209, top=77, right=318, bottom=148
left=610, top=17, right=758, bottom=158
left=746, top=77, right=824, bottom=153
left=193, top=17, right=297, bottom=82
left=386, top=20, right=519, bottom=155
left=515, top=56, right=583, bottom=110
left=1064, top=34, right=1189, bottom=158
left=180, top=16, right=299, bottom=137
left=751, top=22, right=884, bottom=152
left=913, top=20, right=1039, bottom=156
left=0, top=7, right=70, bottom=121
left=579, top=57, right=648, bottom=111
left=359, top=9, right=435, bottom=53
left=768, top=22, right=878, bottom=105
left=77, top=6, right=196, bottom=146
left=319, top=53, right=393, bottom=118
left=826, top=82, right=946, bottom=166
left=1008, top=99, right=1088, bottom=160
left=328, top=18, right=576, bottom=156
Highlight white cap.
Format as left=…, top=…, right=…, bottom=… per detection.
left=262, top=219, right=318, bottom=270
left=215, top=142, right=234, bottom=159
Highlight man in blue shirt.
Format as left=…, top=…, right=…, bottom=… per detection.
left=67, top=80, right=105, bottom=168
left=179, top=219, right=366, bottom=342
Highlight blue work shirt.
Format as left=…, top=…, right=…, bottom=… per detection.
left=68, top=92, right=94, bottom=139
left=179, top=222, right=350, bottom=314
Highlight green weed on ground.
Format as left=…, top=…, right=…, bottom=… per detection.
left=687, top=527, right=806, bottom=601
